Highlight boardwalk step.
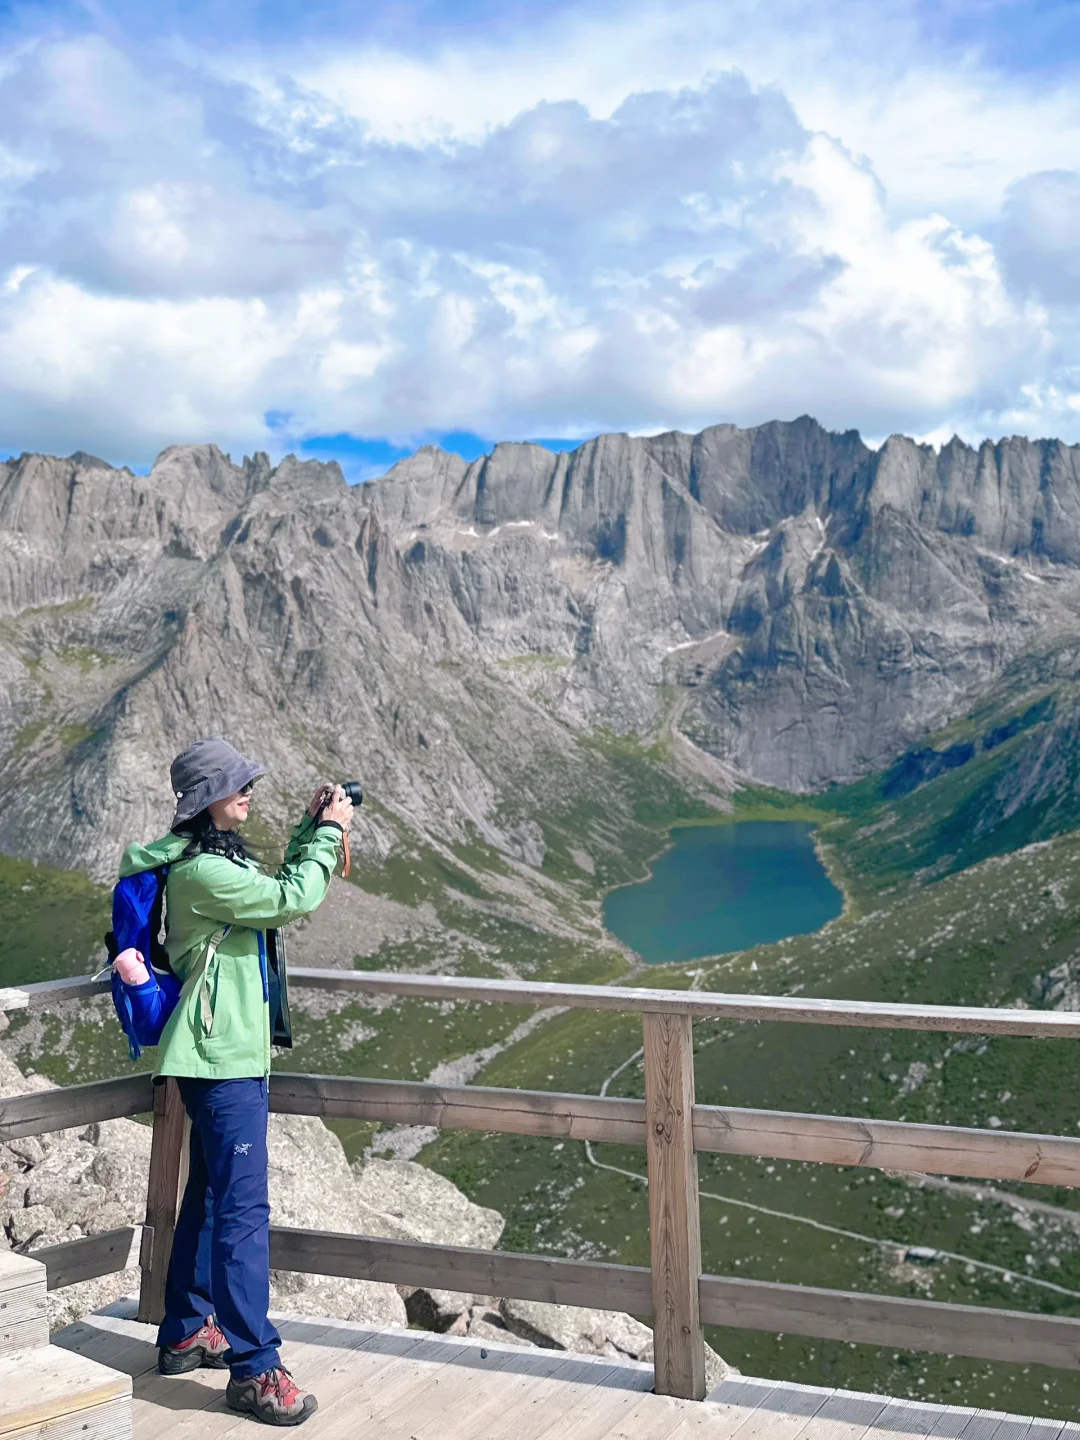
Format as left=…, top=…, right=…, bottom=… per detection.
left=0, top=1342, right=132, bottom=1439
left=0, top=1252, right=47, bottom=1357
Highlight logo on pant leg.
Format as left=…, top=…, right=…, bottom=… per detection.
left=234, top=1142, right=252, bottom=1155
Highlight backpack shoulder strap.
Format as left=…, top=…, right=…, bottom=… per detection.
left=149, top=864, right=175, bottom=976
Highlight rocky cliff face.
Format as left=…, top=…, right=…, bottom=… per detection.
left=2, top=418, right=1080, bottom=884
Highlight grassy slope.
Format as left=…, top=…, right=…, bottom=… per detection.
left=420, top=674, right=1080, bottom=1418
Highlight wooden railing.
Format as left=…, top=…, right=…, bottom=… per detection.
left=5, top=968, right=1080, bottom=1397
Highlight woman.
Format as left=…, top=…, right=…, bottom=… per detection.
left=117, top=737, right=352, bottom=1427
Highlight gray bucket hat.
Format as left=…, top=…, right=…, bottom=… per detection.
left=170, top=737, right=269, bottom=828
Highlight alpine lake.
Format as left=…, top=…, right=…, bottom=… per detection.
left=602, top=820, right=843, bottom=963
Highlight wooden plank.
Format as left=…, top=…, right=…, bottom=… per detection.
left=869, top=1398, right=972, bottom=1440
left=278, top=1081, right=1080, bottom=1193
left=18, top=969, right=1080, bottom=1037
left=0, top=1344, right=131, bottom=1437
left=657, top=1387, right=785, bottom=1440
left=956, top=1411, right=1025, bottom=1440
left=283, top=969, right=1080, bottom=1037
left=0, top=1252, right=47, bottom=1357
left=698, top=1274, right=1080, bottom=1368
left=446, top=1349, right=653, bottom=1440
left=34, top=1226, right=144, bottom=1291
left=269, top=1227, right=654, bottom=1315
left=314, top=1332, right=478, bottom=1437
left=53, top=1318, right=161, bottom=1380
left=925, top=1404, right=980, bottom=1439
left=269, top=1072, right=646, bottom=1143
left=138, top=1078, right=187, bottom=1326
left=644, top=1012, right=705, bottom=1401
left=5, top=1397, right=132, bottom=1440
left=0, top=1314, right=49, bottom=1357
left=275, top=1075, right=1080, bottom=1189
left=634, top=1377, right=782, bottom=1440
left=693, top=1106, right=1080, bottom=1187
left=18, top=976, right=111, bottom=1009
left=0, top=1074, right=153, bottom=1141
left=706, top=1376, right=782, bottom=1407
left=333, top=1338, right=584, bottom=1440
left=1024, top=1420, right=1068, bottom=1440
left=455, top=1358, right=642, bottom=1440
left=0, top=1250, right=44, bottom=1295
left=791, top=1389, right=888, bottom=1440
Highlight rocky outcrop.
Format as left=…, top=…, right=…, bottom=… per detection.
left=4, top=420, right=1080, bottom=888
left=400, top=1289, right=735, bottom=1387
left=0, top=1049, right=412, bottom=1329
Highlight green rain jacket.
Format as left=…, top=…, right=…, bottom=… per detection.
left=117, top=814, right=342, bottom=1080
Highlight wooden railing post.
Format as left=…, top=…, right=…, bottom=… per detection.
left=642, top=1011, right=706, bottom=1400
left=138, top=1078, right=189, bottom=1326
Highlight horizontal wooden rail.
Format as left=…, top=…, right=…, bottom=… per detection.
left=270, top=1073, right=1080, bottom=1187
left=269, top=1227, right=653, bottom=1314
left=1, top=1056, right=1073, bottom=1191
left=13, top=976, right=110, bottom=1007
left=0, top=1074, right=153, bottom=1141
left=29, top=1214, right=1080, bottom=1371
left=268, top=1227, right=1080, bottom=1371
left=691, top=1105, right=1080, bottom=1187
left=32, top=1213, right=1080, bottom=1372
left=697, top=1274, right=1080, bottom=1370
left=31, top=1226, right=148, bottom=1291
left=268, top=1073, right=645, bottom=1144
left=15, top=970, right=1080, bottom=1037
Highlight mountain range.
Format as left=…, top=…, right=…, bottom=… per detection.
left=2, top=414, right=1080, bottom=904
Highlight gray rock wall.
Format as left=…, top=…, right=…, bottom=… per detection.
left=2, top=418, right=1080, bottom=881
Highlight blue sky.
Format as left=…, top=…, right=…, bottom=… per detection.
left=0, top=0, right=1078, bottom=478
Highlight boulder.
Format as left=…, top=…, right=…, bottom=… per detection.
left=8, top=1203, right=66, bottom=1247
left=498, top=1297, right=735, bottom=1387
left=499, top=1296, right=653, bottom=1359
left=403, top=1287, right=481, bottom=1332
left=265, top=1113, right=407, bottom=1326
left=465, top=1316, right=535, bottom=1348
left=352, top=1158, right=505, bottom=1249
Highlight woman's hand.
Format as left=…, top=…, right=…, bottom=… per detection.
left=307, top=784, right=335, bottom=819
left=321, top=785, right=354, bottom=829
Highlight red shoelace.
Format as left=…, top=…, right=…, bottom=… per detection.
left=255, top=1368, right=303, bottom=1407
left=178, top=1320, right=227, bottom=1351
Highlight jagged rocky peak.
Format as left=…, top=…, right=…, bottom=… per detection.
left=3, top=416, right=1080, bottom=880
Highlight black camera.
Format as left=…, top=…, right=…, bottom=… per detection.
left=341, top=781, right=363, bottom=807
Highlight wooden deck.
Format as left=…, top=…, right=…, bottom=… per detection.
left=50, top=1298, right=1076, bottom=1440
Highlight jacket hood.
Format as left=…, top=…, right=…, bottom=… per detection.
left=119, top=833, right=189, bottom=878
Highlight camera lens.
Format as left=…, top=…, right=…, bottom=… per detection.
left=341, top=781, right=363, bottom=807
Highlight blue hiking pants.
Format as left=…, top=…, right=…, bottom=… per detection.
left=157, top=1077, right=281, bottom=1380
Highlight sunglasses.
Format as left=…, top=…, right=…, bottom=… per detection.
left=238, top=780, right=257, bottom=797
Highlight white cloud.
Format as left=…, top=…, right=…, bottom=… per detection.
left=0, top=12, right=1075, bottom=463
left=289, top=0, right=1080, bottom=226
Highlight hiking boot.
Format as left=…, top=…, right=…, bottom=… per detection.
left=158, top=1317, right=231, bottom=1374
left=226, top=1368, right=318, bottom=1427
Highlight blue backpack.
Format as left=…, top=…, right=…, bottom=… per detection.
left=104, top=866, right=182, bottom=1061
